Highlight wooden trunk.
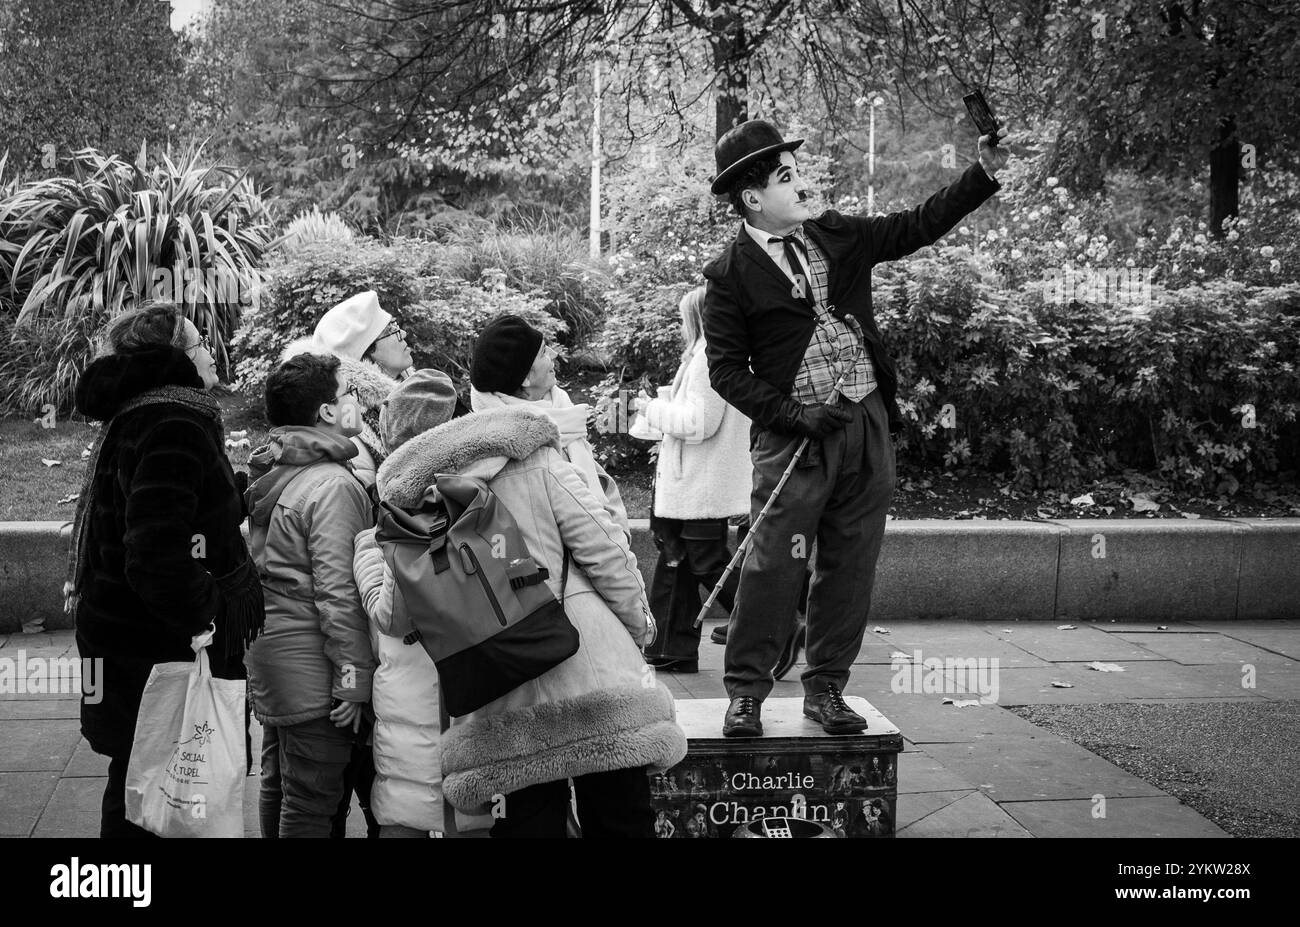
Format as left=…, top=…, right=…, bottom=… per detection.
left=649, top=697, right=903, bottom=838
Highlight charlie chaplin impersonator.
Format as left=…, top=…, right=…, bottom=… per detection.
left=703, top=118, right=1009, bottom=737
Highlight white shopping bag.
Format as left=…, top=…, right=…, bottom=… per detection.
left=125, top=627, right=246, bottom=837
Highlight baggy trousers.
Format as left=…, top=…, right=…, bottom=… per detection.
left=643, top=516, right=737, bottom=661
left=724, top=387, right=895, bottom=701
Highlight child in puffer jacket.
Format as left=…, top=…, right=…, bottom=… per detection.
left=350, top=370, right=459, bottom=837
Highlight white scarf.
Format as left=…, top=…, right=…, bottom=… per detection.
left=469, top=384, right=605, bottom=503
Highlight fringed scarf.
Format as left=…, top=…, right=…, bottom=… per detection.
left=359, top=406, right=388, bottom=468
left=64, top=385, right=264, bottom=660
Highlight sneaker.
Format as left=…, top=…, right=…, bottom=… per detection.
left=710, top=624, right=728, bottom=645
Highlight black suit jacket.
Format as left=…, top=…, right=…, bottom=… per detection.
left=702, top=162, right=1000, bottom=436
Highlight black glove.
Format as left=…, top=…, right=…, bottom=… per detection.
left=784, top=401, right=852, bottom=439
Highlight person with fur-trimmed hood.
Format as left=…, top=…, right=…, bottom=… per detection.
left=280, top=290, right=415, bottom=489
left=353, top=370, right=687, bottom=838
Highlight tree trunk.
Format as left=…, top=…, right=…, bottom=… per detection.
left=1209, top=115, right=1239, bottom=238
left=711, top=6, right=747, bottom=139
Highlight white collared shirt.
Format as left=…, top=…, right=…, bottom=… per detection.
left=743, top=220, right=812, bottom=284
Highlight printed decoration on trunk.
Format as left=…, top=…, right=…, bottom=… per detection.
left=649, top=750, right=897, bottom=837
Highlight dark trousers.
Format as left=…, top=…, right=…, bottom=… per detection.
left=724, top=388, right=895, bottom=701
left=331, top=721, right=380, bottom=839
left=260, top=717, right=354, bottom=838
left=644, top=516, right=738, bottom=661
left=489, top=767, right=655, bottom=838
left=101, top=754, right=160, bottom=839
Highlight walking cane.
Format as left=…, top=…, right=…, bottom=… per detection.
left=693, top=347, right=862, bottom=629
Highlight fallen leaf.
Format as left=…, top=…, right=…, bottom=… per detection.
left=1070, top=493, right=1095, bottom=506
left=942, top=698, right=982, bottom=708
left=1156, top=625, right=1168, bottom=631
left=55, top=493, right=79, bottom=505
left=1087, top=661, right=1125, bottom=672
left=40, top=458, right=61, bottom=467
left=1050, top=681, right=1074, bottom=688
left=1130, top=492, right=1160, bottom=513
left=1101, top=506, right=1115, bottom=514
left=1057, top=624, right=1077, bottom=630
left=873, top=626, right=891, bottom=634
left=1180, top=512, right=1200, bottom=519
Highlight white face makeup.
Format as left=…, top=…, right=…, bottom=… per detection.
left=743, top=151, right=812, bottom=235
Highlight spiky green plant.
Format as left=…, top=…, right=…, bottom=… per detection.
left=0, top=146, right=275, bottom=414
left=280, top=207, right=354, bottom=251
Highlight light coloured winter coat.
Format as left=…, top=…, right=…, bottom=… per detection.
left=644, top=340, right=752, bottom=520
left=357, top=405, right=687, bottom=815
left=349, top=539, right=446, bottom=833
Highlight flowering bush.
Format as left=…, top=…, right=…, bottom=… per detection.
left=232, top=238, right=425, bottom=397
left=429, top=220, right=608, bottom=347
left=232, top=236, right=565, bottom=402
left=878, top=251, right=1300, bottom=492
left=405, top=276, right=566, bottom=390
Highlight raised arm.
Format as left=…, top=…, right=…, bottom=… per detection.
left=855, top=162, right=1000, bottom=265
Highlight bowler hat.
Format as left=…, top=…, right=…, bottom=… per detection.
left=710, top=120, right=805, bottom=196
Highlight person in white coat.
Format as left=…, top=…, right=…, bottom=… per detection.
left=634, top=287, right=749, bottom=672
left=636, top=286, right=807, bottom=674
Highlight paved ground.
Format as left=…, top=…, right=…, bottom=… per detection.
left=1009, top=700, right=1300, bottom=837
left=2, top=618, right=1296, bottom=838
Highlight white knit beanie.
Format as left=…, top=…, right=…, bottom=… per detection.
left=313, top=291, right=392, bottom=361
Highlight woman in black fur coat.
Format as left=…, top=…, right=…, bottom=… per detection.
left=66, top=302, right=263, bottom=838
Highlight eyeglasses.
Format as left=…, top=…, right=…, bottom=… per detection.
left=184, top=328, right=213, bottom=354
left=374, top=323, right=407, bottom=344
left=338, top=384, right=359, bottom=401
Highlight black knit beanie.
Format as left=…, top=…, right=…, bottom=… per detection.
left=471, top=315, right=544, bottom=395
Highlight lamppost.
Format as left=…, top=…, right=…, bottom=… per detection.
left=868, top=96, right=884, bottom=214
